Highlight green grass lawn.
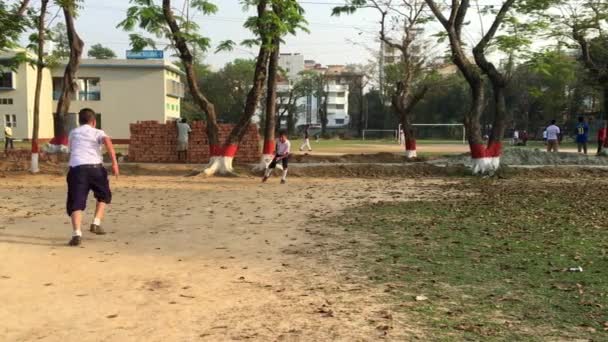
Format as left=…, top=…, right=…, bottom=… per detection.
left=330, top=179, right=608, bottom=340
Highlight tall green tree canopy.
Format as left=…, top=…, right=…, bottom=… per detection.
left=88, top=43, right=117, bottom=59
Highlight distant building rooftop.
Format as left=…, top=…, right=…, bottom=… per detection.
left=59, top=59, right=185, bottom=75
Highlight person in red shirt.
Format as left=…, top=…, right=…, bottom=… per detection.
left=597, top=121, right=607, bottom=155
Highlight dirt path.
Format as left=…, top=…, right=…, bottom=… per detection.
left=0, top=174, right=449, bottom=341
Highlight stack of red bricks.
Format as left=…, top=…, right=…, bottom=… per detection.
left=128, top=121, right=261, bottom=163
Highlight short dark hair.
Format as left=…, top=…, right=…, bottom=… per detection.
left=551, top=119, right=556, bottom=125
left=578, top=116, right=584, bottom=122
left=279, top=130, right=287, bottom=137
left=181, top=118, right=187, bottom=123
left=78, top=108, right=96, bottom=125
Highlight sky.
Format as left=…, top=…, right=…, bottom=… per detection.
left=16, top=0, right=508, bottom=69
left=73, top=0, right=385, bottom=69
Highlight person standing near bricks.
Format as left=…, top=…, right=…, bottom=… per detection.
left=4, top=123, right=14, bottom=152
left=176, top=118, right=191, bottom=162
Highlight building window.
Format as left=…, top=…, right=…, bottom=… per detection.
left=167, top=79, right=185, bottom=98
left=0, top=98, right=13, bottom=105
left=52, top=77, right=63, bottom=100
left=0, top=72, right=15, bottom=89
left=4, top=114, right=16, bottom=127
left=335, top=118, right=345, bottom=125
left=77, top=78, right=101, bottom=101
left=54, top=78, right=102, bottom=101
left=336, top=92, right=345, bottom=97
left=336, top=104, right=345, bottom=110
left=95, top=113, right=102, bottom=129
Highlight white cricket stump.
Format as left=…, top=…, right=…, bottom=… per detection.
left=30, top=153, right=40, bottom=174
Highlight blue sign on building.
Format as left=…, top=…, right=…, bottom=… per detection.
left=126, top=50, right=164, bottom=59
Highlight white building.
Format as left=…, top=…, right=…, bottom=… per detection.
left=278, top=53, right=304, bottom=81
left=276, top=54, right=359, bottom=129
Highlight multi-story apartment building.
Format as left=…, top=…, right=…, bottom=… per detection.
left=278, top=53, right=305, bottom=82
left=276, top=54, right=363, bottom=129
left=1, top=53, right=184, bottom=141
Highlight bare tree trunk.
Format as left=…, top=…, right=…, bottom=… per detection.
left=425, top=0, right=495, bottom=173
left=287, top=109, right=295, bottom=135
left=50, top=5, right=84, bottom=151
left=224, top=48, right=270, bottom=147
left=392, top=82, right=428, bottom=159
left=260, top=38, right=279, bottom=168
left=203, top=0, right=270, bottom=175
left=358, top=82, right=364, bottom=137
left=320, top=94, right=328, bottom=136
left=162, top=0, right=220, bottom=156
left=17, top=0, right=30, bottom=16
left=31, top=0, right=49, bottom=172
left=471, top=0, right=515, bottom=170
left=602, top=84, right=608, bottom=122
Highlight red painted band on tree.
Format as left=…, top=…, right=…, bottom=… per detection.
left=223, top=144, right=239, bottom=157
left=31, top=140, right=39, bottom=153
left=209, top=144, right=222, bottom=157
left=405, top=138, right=417, bottom=151
left=470, top=143, right=487, bottom=159
left=263, top=140, right=275, bottom=155
left=49, top=135, right=68, bottom=146
left=486, top=141, right=502, bottom=157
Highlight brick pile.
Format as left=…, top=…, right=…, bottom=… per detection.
left=128, top=121, right=261, bottom=163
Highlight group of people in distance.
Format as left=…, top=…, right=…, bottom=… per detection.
left=507, top=116, right=608, bottom=155
left=540, top=117, right=608, bottom=155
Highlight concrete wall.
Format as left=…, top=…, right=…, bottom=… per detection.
left=0, top=61, right=54, bottom=140
left=52, top=64, right=169, bottom=139
left=278, top=53, right=304, bottom=81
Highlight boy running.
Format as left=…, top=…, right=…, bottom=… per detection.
left=66, top=108, right=119, bottom=246
left=299, top=125, right=312, bottom=152
left=262, top=131, right=290, bottom=184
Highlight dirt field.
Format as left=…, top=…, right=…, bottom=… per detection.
left=0, top=173, right=451, bottom=341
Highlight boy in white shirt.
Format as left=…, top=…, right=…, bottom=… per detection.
left=66, top=108, right=119, bottom=246
left=262, top=131, right=290, bottom=184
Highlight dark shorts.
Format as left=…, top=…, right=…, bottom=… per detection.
left=576, top=135, right=588, bottom=144
left=66, top=165, right=112, bottom=216
left=269, top=154, right=288, bottom=169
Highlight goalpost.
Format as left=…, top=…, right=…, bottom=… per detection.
left=397, top=123, right=466, bottom=145
left=361, top=129, right=399, bottom=141
left=361, top=124, right=466, bottom=144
